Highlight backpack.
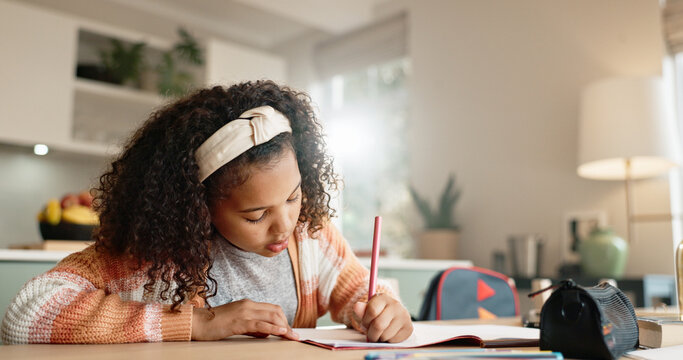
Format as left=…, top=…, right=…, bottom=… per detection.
left=418, top=266, right=520, bottom=320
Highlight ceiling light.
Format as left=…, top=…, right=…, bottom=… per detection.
left=33, top=144, right=49, bottom=156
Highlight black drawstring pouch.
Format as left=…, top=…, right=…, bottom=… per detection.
left=533, top=280, right=639, bottom=360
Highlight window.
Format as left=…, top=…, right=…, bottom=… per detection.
left=316, top=58, right=412, bottom=256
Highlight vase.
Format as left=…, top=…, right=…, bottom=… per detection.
left=417, top=229, right=459, bottom=259
left=579, top=228, right=628, bottom=279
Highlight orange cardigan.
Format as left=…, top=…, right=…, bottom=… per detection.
left=1, top=223, right=394, bottom=344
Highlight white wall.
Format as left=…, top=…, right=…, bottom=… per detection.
left=272, top=30, right=330, bottom=91
left=0, top=0, right=287, bottom=248
left=0, top=145, right=107, bottom=247
left=407, top=0, right=673, bottom=277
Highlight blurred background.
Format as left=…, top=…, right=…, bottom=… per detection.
left=1, top=0, right=682, bottom=284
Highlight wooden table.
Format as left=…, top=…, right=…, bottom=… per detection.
left=0, top=318, right=527, bottom=360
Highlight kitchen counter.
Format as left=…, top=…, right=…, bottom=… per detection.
left=0, top=248, right=72, bottom=262
left=0, top=248, right=473, bottom=268
left=0, top=250, right=473, bottom=322
left=0, top=250, right=71, bottom=317
left=358, top=257, right=471, bottom=270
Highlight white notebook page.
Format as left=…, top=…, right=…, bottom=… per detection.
left=294, top=323, right=540, bottom=349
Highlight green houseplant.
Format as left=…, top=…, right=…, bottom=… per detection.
left=409, top=173, right=462, bottom=259
left=157, top=28, right=204, bottom=97
left=409, top=173, right=461, bottom=230
left=98, top=39, right=147, bottom=86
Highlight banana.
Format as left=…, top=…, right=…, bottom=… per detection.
left=45, top=199, right=61, bottom=225
left=37, top=209, right=46, bottom=222
left=61, top=205, right=99, bottom=225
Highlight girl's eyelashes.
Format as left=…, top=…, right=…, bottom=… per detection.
left=245, top=193, right=299, bottom=224
left=245, top=211, right=267, bottom=224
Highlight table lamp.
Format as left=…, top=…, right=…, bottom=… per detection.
left=577, top=76, right=680, bottom=244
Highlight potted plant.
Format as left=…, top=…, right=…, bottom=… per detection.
left=409, top=173, right=461, bottom=259
left=157, top=27, right=204, bottom=97
left=98, top=39, right=147, bottom=86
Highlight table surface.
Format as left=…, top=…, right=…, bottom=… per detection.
left=0, top=318, right=525, bottom=360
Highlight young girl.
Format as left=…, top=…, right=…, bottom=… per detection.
left=1, top=80, right=413, bottom=344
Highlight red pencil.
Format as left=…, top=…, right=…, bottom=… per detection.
left=368, top=216, right=382, bottom=299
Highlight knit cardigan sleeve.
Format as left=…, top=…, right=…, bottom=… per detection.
left=318, top=223, right=397, bottom=329
left=1, top=246, right=193, bottom=344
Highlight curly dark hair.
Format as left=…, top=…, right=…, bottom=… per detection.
left=94, top=80, right=340, bottom=311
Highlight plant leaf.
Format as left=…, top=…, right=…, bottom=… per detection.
left=174, top=27, right=204, bottom=65
left=409, top=174, right=461, bottom=230
left=409, top=185, right=434, bottom=228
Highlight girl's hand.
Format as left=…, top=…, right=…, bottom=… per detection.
left=352, top=293, right=414, bottom=343
left=191, top=299, right=299, bottom=341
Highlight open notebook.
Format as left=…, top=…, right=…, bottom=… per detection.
left=626, top=344, right=683, bottom=360
left=294, top=323, right=540, bottom=350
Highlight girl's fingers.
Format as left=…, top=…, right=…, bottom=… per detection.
left=377, top=318, right=400, bottom=342
left=379, top=318, right=413, bottom=343
left=261, top=303, right=292, bottom=330
left=247, top=320, right=298, bottom=341
left=244, top=301, right=288, bottom=328
left=199, top=300, right=297, bottom=341
left=392, top=323, right=414, bottom=343
left=280, top=328, right=300, bottom=341
left=252, top=320, right=289, bottom=337
left=366, top=306, right=394, bottom=342
left=361, top=294, right=413, bottom=343
left=260, top=307, right=286, bottom=328
left=352, top=302, right=368, bottom=333
left=362, top=297, right=388, bottom=330
left=249, top=303, right=298, bottom=340
left=268, top=308, right=299, bottom=340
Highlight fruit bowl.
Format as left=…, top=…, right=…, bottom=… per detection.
left=39, top=222, right=97, bottom=241
left=38, top=191, right=98, bottom=241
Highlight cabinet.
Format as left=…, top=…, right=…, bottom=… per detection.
left=0, top=1, right=286, bottom=157
left=0, top=1, right=77, bottom=147
left=69, top=25, right=171, bottom=156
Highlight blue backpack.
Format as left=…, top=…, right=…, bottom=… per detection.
left=418, top=266, right=520, bottom=320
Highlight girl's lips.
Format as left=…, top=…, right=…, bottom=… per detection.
left=266, top=238, right=289, bottom=253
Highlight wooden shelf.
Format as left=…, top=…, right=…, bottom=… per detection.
left=69, top=29, right=169, bottom=155
left=74, top=78, right=164, bottom=107
left=0, top=135, right=118, bottom=158
left=49, top=139, right=120, bottom=157
left=72, top=78, right=167, bottom=151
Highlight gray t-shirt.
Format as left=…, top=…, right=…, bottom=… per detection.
left=206, top=238, right=298, bottom=325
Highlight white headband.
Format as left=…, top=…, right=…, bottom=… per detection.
left=195, top=106, right=292, bottom=182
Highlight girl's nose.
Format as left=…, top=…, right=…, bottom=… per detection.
left=270, top=207, right=292, bottom=235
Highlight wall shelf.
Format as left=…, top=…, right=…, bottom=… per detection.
left=0, top=1, right=285, bottom=158
left=74, top=78, right=164, bottom=107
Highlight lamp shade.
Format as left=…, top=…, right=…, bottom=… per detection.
left=577, top=76, right=680, bottom=180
